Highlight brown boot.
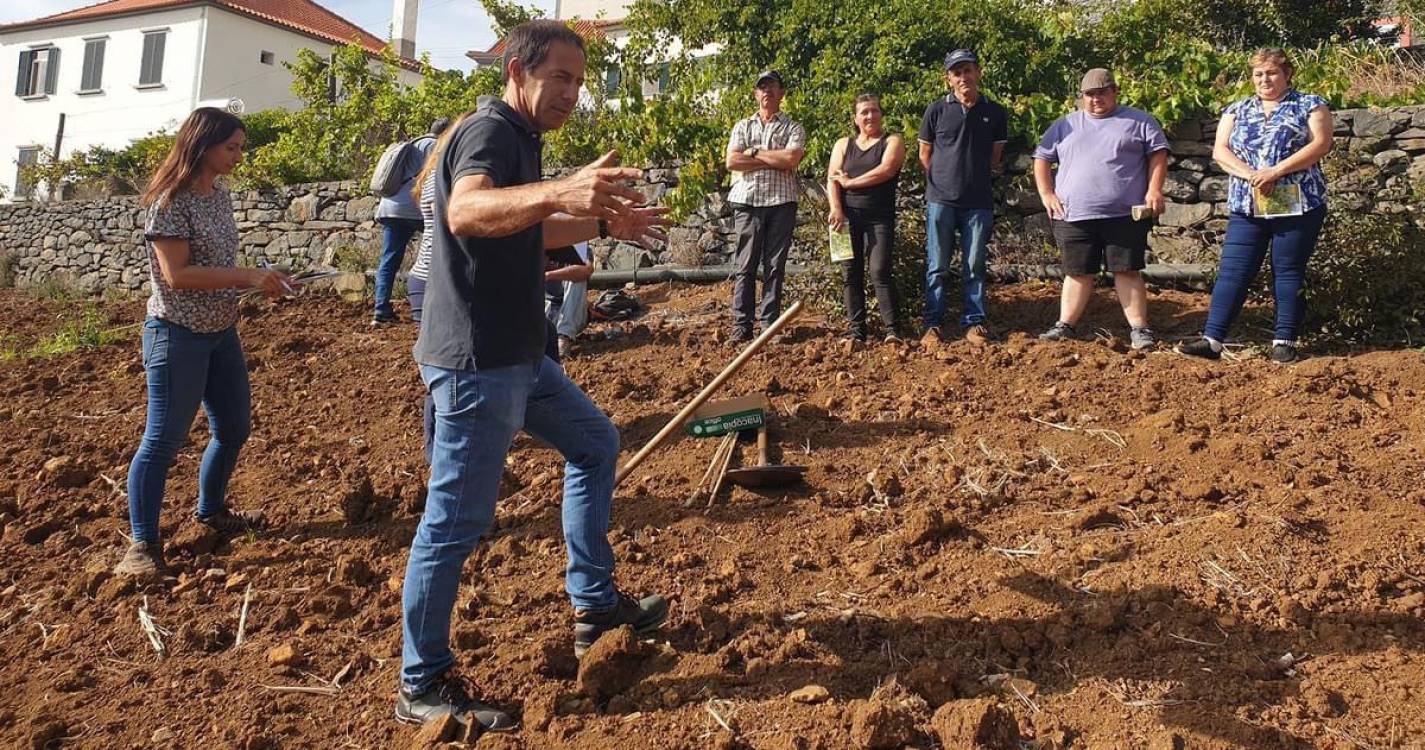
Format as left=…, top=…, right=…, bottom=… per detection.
left=113, top=540, right=166, bottom=577
left=963, top=324, right=992, bottom=345
left=195, top=507, right=265, bottom=535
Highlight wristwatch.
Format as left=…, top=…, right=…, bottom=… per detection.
left=750, top=146, right=762, bottom=157
left=598, top=219, right=609, bottom=239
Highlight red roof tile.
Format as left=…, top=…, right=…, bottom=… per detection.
left=472, top=18, right=620, bottom=61
left=1, top=0, right=421, bottom=70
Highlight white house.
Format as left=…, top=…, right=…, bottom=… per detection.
left=0, top=0, right=424, bottom=202
left=467, top=0, right=717, bottom=102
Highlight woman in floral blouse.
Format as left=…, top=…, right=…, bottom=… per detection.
left=115, top=107, right=290, bottom=577
left=1179, top=48, right=1333, bottom=364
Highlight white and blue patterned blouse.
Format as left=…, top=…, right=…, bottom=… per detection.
left=1223, top=90, right=1330, bottom=216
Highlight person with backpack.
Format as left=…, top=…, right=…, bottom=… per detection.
left=371, top=117, right=450, bottom=326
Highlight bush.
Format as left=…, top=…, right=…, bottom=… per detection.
left=29, top=273, right=79, bottom=301
left=0, top=251, right=15, bottom=288
left=1239, top=150, right=1425, bottom=346
left=786, top=191, right=928, bottom=330
left=236, top=47, right=502, bottom=189
left=1294, top=209, right=1425, bottom=345
left=19, top=131, right=174, bottom=199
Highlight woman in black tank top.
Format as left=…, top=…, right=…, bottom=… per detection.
left=827, top=94, right=906, bottom=342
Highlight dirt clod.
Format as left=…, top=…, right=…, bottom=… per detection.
left=266, top=643, right=301, bottom=667
left=406, top=711, right=461, bottom=748
left=171, top=523, right=221, bottom=556
left=42, top=455, right=92, bottom=488
left=789, top=684, right=830, bottom=704
left=849, top=679, right=928, bottom=749
left=576, top=626, right=649, bottom=702
left=27, top=718, right=66, bottom=750
left=931, top=698, right=1020, bottom=749
left=902, top=507, right=954, bottom=546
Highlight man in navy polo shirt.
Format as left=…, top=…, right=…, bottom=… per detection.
left=918, top=49, right=1009, bottom=345
left=397, top=20, right=670, bottom=735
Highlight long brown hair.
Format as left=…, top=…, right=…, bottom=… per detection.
left=411, top=111, right=474, bottom=202
left=142, top=107, right=245, bottom=208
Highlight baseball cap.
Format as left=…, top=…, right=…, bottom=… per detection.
left=1080, top=68, right=1117, bottom=93
left=755, top=70, right=784, bottom=88
left=944, top=49, right=978, bottom=71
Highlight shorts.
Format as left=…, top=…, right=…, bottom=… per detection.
left=1051, top=216, right=1150, bottom=275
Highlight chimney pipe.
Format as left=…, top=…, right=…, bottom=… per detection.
left=391, top=0, right=417, bottom=59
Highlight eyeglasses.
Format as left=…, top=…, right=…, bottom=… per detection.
left=1080, top=88, right=1115, bottom=98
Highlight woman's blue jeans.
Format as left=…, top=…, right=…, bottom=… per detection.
left=126, top=318, right=251, bottom=542
left=1205, top=207, right=1326, bottom=342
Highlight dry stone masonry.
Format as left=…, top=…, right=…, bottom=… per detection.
left=1, top=105, right=1421, bottom=293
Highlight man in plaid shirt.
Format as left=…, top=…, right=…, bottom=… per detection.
left=725, top=70, right=807, bottom=343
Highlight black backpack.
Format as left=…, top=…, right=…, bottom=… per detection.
left=590, top=289, right=642, bottom=321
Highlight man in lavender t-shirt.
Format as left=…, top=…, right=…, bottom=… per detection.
left=1033, top=68, right=1169, bottom=350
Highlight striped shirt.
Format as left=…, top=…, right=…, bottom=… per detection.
left=410, top=171, right=436, bottom=281
left=727, top=111, right=806, bottom=207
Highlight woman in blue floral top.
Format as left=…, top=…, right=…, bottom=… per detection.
left=1179, top=48, right=1334, bottom=364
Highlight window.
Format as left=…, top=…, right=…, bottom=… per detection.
left=80, top=38, right=106, bottom=92
left=14, top=47, right=59, bottom=98
left=657, top=63, right=670, bottom=93
left=259, top=50, right=275, bottom=65
left=15, top=147, right=42, bottom=199
left=604, top=66, right=620, bottom=95
left=139, top=30, right=166, bottom=86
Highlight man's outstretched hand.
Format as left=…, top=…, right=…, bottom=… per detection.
left=608, top=206, right=671, bottom=249
left=548, top=150, right=647, bottom=219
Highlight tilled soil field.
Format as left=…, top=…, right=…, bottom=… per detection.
left=1, top=282, right=1423, bottom=750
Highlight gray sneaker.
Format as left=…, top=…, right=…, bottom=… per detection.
left=1129, top=326, right=1158, bottom=350
left=113, top=540, right=166, bottom=577
left=1038, top=321, right=1077, bottom=341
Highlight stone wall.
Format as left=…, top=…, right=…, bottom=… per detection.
left=1, top=104, right=1421, bottom=292
left=0, top=182, right=386, bottom=293
left=0, top=171, right=686, bottom=294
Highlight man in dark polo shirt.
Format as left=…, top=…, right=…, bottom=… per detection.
left=918, top=48, right=1008, bottom=345
left=397, top=20, right=670, bottom=734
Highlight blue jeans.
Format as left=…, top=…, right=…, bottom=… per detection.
left=375, top=218, right=424, bottom=318
left=407, top=275, right=427, bottom=326
left=401, top=357, right=619, bottom=691
left=1205, top=207, right=1326, bottom=342
left=546, top=279, right=589, bottom=339
left=925, top=203, right=993, bottom=329
left=126, top=318, right=251, bottom=542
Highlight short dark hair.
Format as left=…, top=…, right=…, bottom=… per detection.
left=430, top=117, right=451, bottom=136
left=502, top=20, right=585, bottom=84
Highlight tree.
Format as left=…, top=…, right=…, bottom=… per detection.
left=238, top=46, right=501, bottom=187
left=479, top=0, right=544, bottom=37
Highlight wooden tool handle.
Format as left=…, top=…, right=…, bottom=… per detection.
left=615, top=300, right=803, bottom=487
left=756, top=426, right=770, bottom=467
